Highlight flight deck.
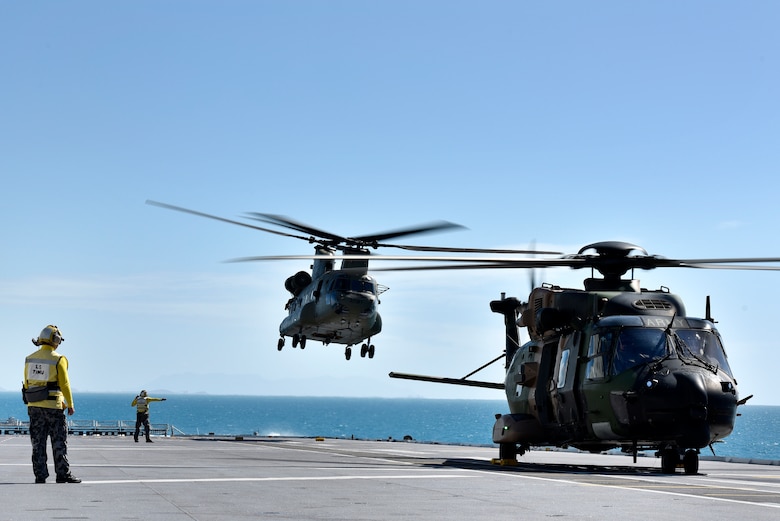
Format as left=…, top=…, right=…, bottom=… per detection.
left=1, top=435, right=779, bottom=520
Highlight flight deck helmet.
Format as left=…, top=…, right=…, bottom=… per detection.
left=32, top=325, right=65, bottom=347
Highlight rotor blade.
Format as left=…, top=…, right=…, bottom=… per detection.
left=227, top=256, right=593, bottom=274
left=679, top=257, right=780, bottom=265
left=244, top=213, right=349, bottom=244
left=146, top=201, right=313, bottom=242
left=352, top=221, right=466, bottom=243
left=528, top=239, right=538, bottom=291
left=177, top=206, right=554, bottom=255
left=371, top=257, right=780, bottom=272
left=373, top=244, right=562, bottom=255
left=209, top=228, right=780, bottom=273
left=682, top=263, right=780, bottom=271
left=222, top=254, right=585, bottom=269
left=228, top=252, right=780, bottom=273
left=371, top=263, right=538, bottom=272
left=247, top=214, right=469, bottom=248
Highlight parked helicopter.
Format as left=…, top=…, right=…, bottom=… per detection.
left=385, top=241, right=780, bottom=474
left=146, top=201, right=555, bottom=360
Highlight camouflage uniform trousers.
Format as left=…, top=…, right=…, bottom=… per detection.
left=28, top=406, right=71, bottom=481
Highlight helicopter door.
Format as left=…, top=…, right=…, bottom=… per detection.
left=550, top=332, right=582, bottom=427
left=535, top=340, right=559, bottom=426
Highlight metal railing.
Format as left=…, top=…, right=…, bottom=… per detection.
left=0, top=418, right=172, bottom=437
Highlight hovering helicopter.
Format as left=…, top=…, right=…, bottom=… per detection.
left=146, top=201, right=552, bottom=360
left=385, top=241, right=780, bottom=474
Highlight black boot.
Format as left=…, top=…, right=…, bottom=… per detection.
left=56, top=475, right=82, bottom=484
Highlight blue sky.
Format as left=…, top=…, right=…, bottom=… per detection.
left=2, top=2, right=779, bottom=404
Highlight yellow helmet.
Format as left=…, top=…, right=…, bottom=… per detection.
left=32, top=325, right=64, bottom=347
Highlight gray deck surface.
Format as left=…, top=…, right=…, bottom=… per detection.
left=2, top=434, right=779, bottom=520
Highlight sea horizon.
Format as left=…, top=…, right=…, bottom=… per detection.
left=1, top=393, right=777, bottom=461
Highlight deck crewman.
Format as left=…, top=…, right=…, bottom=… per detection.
left=23, top=324, right=81, bottom=484
left=132, top=390, right=166, bottom=442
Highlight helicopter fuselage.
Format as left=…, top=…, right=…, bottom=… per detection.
left=493, top=281, right=739, bottom=472
left=280, top=269, right=383, bottom=348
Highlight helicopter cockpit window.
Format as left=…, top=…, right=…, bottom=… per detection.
left=352, top=279, right=376, bottom=294
left=611, top=328, right=668, bottom=375
left=674, top=329, right=733, bottom=377
left=331, top=277, right=376, bottom=294
left=585, top=332, right=612, bottom=380
left=332, top=277, right=350, bottom=292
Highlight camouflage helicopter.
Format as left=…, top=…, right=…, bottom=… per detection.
left=146, top=201, right=552, bottom=360
left=386, top=241, right=780, bottom=474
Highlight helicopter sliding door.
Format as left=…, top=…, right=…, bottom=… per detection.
left=531, top=333, right=584, bottom=443
left=550, top=332, right=582, bottom=430
left=534, top=341, right=558, bottom=427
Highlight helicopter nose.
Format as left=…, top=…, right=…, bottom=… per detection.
left=672, top=371, right=708, bottom=421
left=334, top=293, right=376, bottom=317
left=617, top=368, right=736, bottom=448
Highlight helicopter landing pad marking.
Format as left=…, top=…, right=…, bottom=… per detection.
left=76, top=474, right=472, bottom=485
left=478, top=469, right=780, bottom=509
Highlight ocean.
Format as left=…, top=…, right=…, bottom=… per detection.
left=1, top=392, right=777, bottom=461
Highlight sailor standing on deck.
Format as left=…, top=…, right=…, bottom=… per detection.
left=23, top=324, right=81, bottom=484
left=132, top=390, right=166, bottom=442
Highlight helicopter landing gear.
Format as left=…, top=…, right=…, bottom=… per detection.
left=498, top=442, right=517, bottom=461
left=659, top=446, right=697, bottom=474
left=660, top=447, right=679, bottom=474
left=345, top=346, right=352, bottom=360
left=360, top=343, right=376, bottom=358
left=291, top=334, right=307, bottom=349
left=492, top=442, right=529, bottom=466
left=683, top=449, right=699, bottom=475
left=277, top=337, right=285, bottom=351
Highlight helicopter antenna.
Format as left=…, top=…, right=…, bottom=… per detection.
left=665, top=312, right=677, bottom=335
left=705, top=295, right=717, bottom=323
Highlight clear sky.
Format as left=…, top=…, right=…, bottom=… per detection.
left=2, top=2, right=779, bottom=404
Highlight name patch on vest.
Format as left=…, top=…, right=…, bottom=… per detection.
left=26, top=363, right=51, bottom=381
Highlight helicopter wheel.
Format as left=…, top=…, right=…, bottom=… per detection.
left=660, top=447, right=680, bottom=474
left=300, top=336, right=307, bottom=349
left=360, top=344, right=368, bottom=358
left=345, top=347, right=352, bottom=360
left=292, top=334, right=300, bottom=348
left=368, top=345, right=375, bottom=359
left=277, top=338, right=285, bottom=351
left=682, top=450, right=699, bottom=475
left=498, top=443, right=517, bottom=461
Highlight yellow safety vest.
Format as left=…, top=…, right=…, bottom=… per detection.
left=132, top=396, right=163, bottom=413
left=24, top=346, right=72, bottom=410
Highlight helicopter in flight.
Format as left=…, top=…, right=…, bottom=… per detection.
left=385, top=241, right=780, bottom=474
left=146, top=201, right=552, bottom=360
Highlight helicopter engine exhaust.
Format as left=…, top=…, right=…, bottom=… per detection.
left=285, top=271, right=312, bottom=295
